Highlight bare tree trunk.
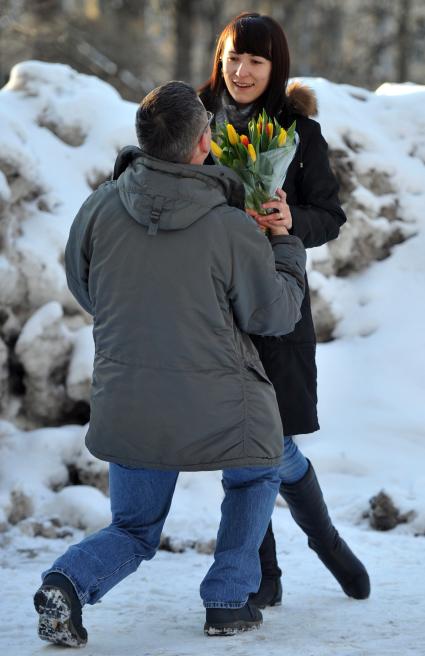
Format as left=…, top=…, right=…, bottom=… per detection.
left=318, top=5, right=344, bottom=82
left=198, top=0, right=224, bottom=86
left=23, top=0, right=59, bottom=58
left=27, top=0, right=61, bottom=17
left=397, top=0, right=412, bottom=81
left=174, top=0, right=195, bottom=82
left=367, top=2, right=393, bottom=87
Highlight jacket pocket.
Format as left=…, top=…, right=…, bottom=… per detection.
left=244, top=360, right=273, bottom=385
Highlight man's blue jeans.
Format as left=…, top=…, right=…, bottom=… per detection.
left=43, top=463, right=280, bottom=609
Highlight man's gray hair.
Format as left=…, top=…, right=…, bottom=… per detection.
left=135, top=81, right=207, bottom=164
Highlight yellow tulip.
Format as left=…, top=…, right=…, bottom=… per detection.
left=247, top=144, right=257, bottom=162
left=210, top=140, right=223, bottom=158
left=278, top=127, right=287, bottom=146
left=226, top=123, right=239, bottom=145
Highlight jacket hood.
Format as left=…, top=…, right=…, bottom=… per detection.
left=286, top=81, right=318, bottom=117
left=117, top=153, right=245, bottom=233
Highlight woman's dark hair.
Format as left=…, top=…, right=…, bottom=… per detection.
left=199, top=12, right=290, bottom=120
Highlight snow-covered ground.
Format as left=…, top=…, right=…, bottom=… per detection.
left=1, top=527, right=424, bottom=655
left=0, top=63, right=425, bottom=654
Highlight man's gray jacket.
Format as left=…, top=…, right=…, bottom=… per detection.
left=65, top=154, right=306, bottom=471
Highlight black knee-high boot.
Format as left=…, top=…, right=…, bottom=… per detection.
left=249, top=521, right=282, bottom=608
left=280, top=460, right=370, bottom=599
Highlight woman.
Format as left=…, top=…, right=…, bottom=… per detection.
left=199, top=12, right=370, bottom=607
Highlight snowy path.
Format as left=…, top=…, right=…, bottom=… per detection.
left=1, top=516, right=424, bottom=656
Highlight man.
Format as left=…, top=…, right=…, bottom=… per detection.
left=33, top=81, right=306, bottom=646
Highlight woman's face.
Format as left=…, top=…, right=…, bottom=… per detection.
left=221, top=36, right=272, bottom=106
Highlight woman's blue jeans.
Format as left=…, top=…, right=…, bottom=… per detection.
left=279, top=436, right=309, bottom=484
left=43, top=462, right=281, bottom=609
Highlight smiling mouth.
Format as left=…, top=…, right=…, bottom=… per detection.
left=233, top=81, right=254, bottom=88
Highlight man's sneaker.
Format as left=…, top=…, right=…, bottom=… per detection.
left=249, top=575, right=282, bottom=609
left=33, top=573, right=87, bottom=647
left=204, top=601, right=263, bottom=636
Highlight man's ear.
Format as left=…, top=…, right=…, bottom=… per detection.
left=189, top=130, right=211, bottom=164
left=199, top=130, right=211, bottom=156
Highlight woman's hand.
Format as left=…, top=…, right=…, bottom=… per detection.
left=246, top=188, right=292, bottom=236
left=261, top=188, right=292, bottom=230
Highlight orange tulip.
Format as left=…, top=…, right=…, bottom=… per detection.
left=266, top=122, right=274, bottom=139
left=240, top=134, right=249, bottom=147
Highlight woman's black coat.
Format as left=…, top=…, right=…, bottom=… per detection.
left=201, top=86, right=347, bottom=436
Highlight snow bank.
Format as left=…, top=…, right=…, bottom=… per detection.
left=0, top=419, right=110, bottom=535
left=0, top=62, right=423, bottom=426
left=0, top=62, right=424, bottom=547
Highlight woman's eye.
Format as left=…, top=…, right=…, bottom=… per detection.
left=228, top=56, right=238, bottom=62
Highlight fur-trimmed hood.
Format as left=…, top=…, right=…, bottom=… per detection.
left=286, top=81, right=318, bottom=117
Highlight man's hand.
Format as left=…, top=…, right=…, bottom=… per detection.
left=269, top=224, right=289, bottom=236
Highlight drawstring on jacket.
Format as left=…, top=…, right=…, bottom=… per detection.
left=148, top=195, right=165, bottom=236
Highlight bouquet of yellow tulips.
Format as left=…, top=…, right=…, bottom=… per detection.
left=211, top=110, right=298, bottom=214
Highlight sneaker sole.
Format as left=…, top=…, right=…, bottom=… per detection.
left=204, top=620, right=262, bottom=636
left=34, top=587, right=87, bottom=647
